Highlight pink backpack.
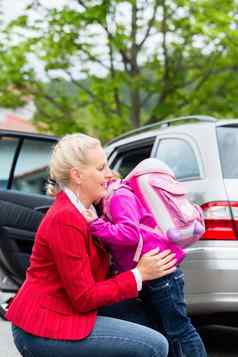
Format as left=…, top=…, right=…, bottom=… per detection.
left=125, top=158, right=205, bottom=248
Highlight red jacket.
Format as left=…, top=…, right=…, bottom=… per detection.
left=6, top=191, right=138, bottom=340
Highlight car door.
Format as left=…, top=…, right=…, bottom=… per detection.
left=108, top=138, right=156, bottom=178
left=152, top=131, right=237, bottom=316
left=0, top=130, right=58, bottom=290
left=108, top=132, right=223, bottom=315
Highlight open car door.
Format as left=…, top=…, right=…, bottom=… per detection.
left=0, top=130, right=58, bottom=302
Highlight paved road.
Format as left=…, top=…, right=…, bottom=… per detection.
left=0, top=320, right=21, bottom=357
left=0, top=267, right=20, bottom=356
left=0, top=292, right=20, bottom=357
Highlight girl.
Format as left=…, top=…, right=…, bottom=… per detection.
left=83, top=158, right=207, bottom=357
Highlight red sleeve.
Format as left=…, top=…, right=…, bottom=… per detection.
left=49, top=215, right=138, bottom=313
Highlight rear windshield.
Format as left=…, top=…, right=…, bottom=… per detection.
left=217, top=126, right=238, bottom=178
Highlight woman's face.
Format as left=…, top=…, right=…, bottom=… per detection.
left=76, top=145, right=112, bottom=207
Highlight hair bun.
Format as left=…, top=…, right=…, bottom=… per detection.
left=47, top=178, right=57, bottom=186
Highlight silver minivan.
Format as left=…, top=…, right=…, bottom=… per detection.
left=105, top=116, right=238, bottom=316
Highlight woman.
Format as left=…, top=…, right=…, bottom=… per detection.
left=6, top=133, right=177, bottom=357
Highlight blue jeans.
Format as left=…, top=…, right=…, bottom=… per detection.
left=12, top=303, right=168, bottom=357
left=140, top=267, right=207, bottom=357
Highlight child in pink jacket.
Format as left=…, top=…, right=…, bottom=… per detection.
left=82, top=159, right=207, bottom=357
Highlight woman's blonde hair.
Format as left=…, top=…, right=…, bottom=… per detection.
left=47, top=133, right=101, bottom=196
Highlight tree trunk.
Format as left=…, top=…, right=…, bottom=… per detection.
left=130, top=2, right=140, bottom=128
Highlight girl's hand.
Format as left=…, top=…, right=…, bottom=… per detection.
left=136, top=248, right=177, bottom=281
left=82, top=209, right=98, bottom=223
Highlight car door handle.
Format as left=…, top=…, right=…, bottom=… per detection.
left=34, top=205, right=50, bottom=213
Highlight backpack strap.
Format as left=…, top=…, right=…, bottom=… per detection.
left=133, top=233, right=144, bottom=262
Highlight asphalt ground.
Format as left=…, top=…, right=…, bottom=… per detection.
left=0, top=292, right=20, bottom=357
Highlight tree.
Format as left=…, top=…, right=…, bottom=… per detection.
left=1, top=0, right=238, bottom=141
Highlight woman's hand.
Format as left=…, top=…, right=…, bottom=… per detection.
left=136, top=248, right=177, bottom=281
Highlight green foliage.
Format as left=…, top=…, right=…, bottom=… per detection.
left=1, top=0, right=238, bottom=141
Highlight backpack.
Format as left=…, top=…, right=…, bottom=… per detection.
left=125, top=158, right=205, bottom=248
left=103, top=175, right=186, bottom=265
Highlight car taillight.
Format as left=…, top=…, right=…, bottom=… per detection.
left=201, top=201, right=238, bottom=240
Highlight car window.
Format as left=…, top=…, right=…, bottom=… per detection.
left=156, top=138, right=200, bottom=180
left=0, top=136, right=19, bottom=189
left=111, top=145, right=153, bottom=178
left=13, top=139, right=54, bottom=195
left=217, top=126, right=238, bottom=178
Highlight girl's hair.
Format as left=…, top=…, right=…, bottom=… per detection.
left=47, top=133, right=101, bottom=197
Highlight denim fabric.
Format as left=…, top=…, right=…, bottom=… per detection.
left=141, top=267, right=207, bottom=357
left=12, top=313, right=168, bottom=357
left=12, top=325, right=34, bottom=357
left=99, top=297, right=159, bottom=329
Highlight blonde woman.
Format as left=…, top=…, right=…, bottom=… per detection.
left=7, top=133, right=176, bottom=357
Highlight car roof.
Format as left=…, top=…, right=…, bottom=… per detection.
left=216, top=119, right=238, bottom=127
left=0, top=129, right=58, bottom=141
left=105, top=116, right=238, bottom=150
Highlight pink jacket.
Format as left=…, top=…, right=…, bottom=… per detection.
left=90, top=183, right=184, bottom=272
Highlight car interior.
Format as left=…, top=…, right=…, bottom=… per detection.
left=0, top=192, right=53, bottom=285
left=0, top=131, right=57, bottom=318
